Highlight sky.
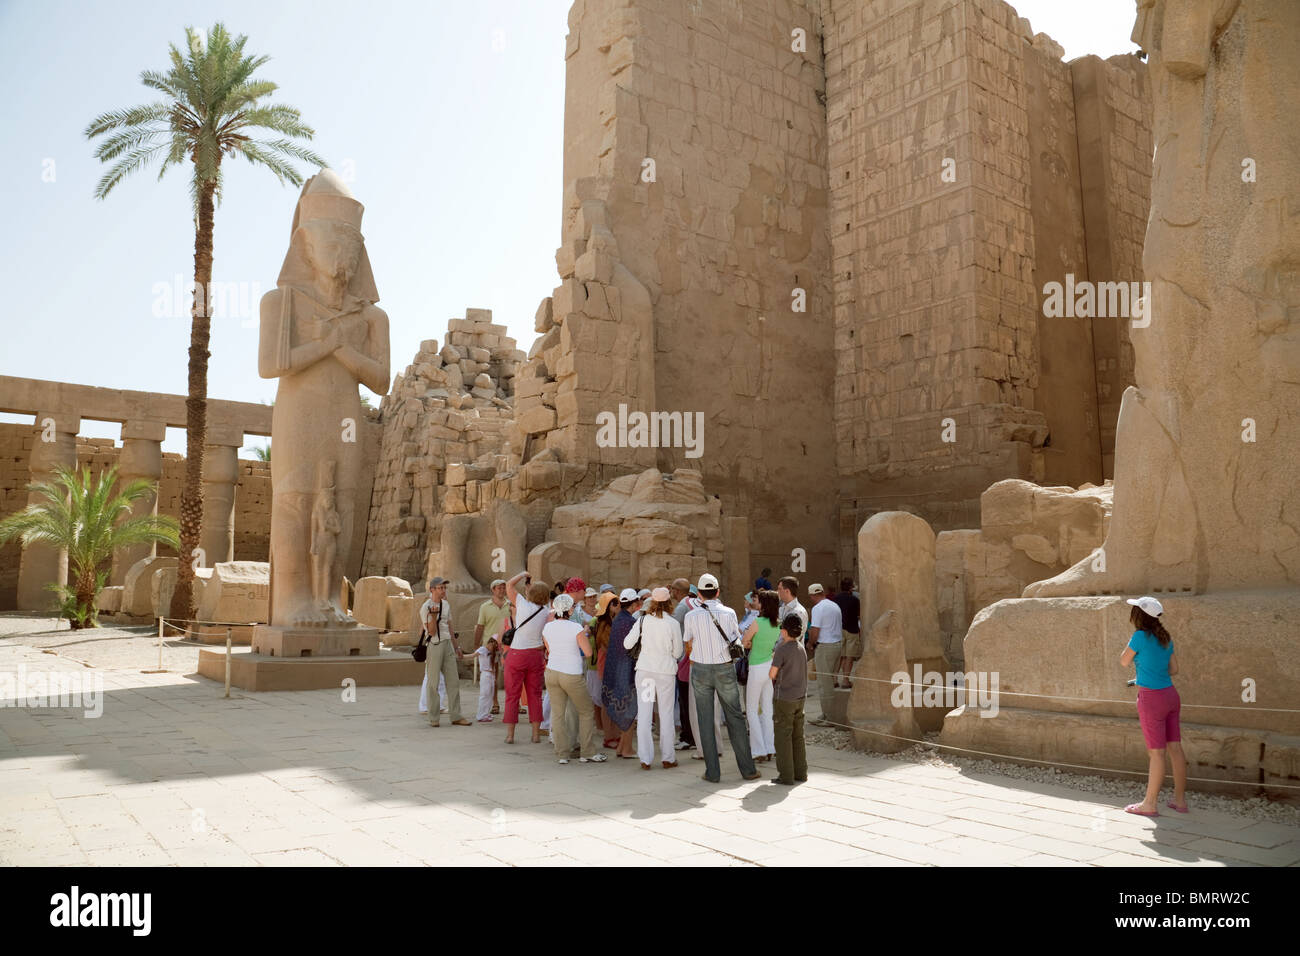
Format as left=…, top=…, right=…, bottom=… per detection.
left=0, top=0, right=1139, bottom=457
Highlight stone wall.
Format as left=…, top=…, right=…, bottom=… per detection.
left=515, top=0, right=840, bottom=587
left=362, top=310, right=525, bottom=583
left=825, top=0, right=1148, bottom=569
left=0, top=422, right=272, bottom=609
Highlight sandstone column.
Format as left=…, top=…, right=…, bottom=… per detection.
left=16, top=411, right=80, bottom=610
left=111, top=420, right=166, bottom=585
left=199, top=424, right=243, bottom=568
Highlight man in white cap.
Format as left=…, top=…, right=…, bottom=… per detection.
left=475, top=578, right=511, bottom=714
left=682, top=573, right=760, bottom=783
left=420, top=577, right=470, bottom=727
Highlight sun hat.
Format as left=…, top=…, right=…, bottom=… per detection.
left=599, top=583, right=615, bottom=594
left=697, top=573, right=719, bottom=591
left=595, top=592, right=618, bottom=616
left=637, top=588, right=651, bottom=599
left=584, top=587, right=598, bottom=598
left=808, top=583, right=825, bottom=595
left=651, top=586, right=671, bottom=602
left=490, top=578, right=506, bottom=589
left=619, top=587, right=640, bottom=603
left=1126, top=595, right=1164, bottom=617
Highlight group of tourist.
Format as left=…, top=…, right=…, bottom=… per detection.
left=415, top=568, right=861, bottom=785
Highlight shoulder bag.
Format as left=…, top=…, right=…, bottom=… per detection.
left=699, top=602, right=746, bottom=678
left=412, top=627, right=429, bottom=663
left=501, top=602, right=545, bottom=647
left=627, top=616, right=645, bottom=664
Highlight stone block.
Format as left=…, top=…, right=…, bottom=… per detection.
left=354, top=575, right=413, bottom=629
left=198, top=561, right=270, bottom=623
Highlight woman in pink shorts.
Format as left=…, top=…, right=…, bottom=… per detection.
left=1119, top=596, right=1187, bottom=816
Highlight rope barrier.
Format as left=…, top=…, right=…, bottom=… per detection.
left=813, top=714, right=1300, bottom=791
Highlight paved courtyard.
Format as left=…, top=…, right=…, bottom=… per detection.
left=2, top=617, right=1298, bottom=867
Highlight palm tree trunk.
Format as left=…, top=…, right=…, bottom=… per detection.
left=170, top=178, right=217, bottom=621
left=75, top=568, right=97, bottom=630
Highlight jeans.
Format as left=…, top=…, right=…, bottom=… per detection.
left=690, top=661, right=756, bottom=781
left=773, top=697, right=807, bottom=783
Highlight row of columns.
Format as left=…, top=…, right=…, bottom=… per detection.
left=14, top=414, right=247, bottom=611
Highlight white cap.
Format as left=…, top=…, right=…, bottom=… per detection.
left=651, top=586, right=671, bottom=602
left=552, top=593, right=575, bottom=614
left=490, top=578, right=506, bottom=589
left=637, top=588, right=651, bottom=599
left=1126, top=595, right=1164, bottom=617
left=808, top=583, right=825, bottom=595
left=619, top=588, right=640, bottom=603
left=584, top=587, right=598, bottom=597
left=697, top=573, right=719, bottom=591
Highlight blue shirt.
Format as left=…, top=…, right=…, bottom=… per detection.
left=1127, top=629, right=1174, bottom=689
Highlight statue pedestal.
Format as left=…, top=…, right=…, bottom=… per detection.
left=252, top=624, right=381, bottom=658
left=197, top=644, right=422, bottom=691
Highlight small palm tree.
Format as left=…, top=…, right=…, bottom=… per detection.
left=0, top=466, right=180, bottom=629
left=86, top=23, right=325, bottom=622
left=248, top=443, right=271, bottom=462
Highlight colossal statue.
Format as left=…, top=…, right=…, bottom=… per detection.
left=258, top=169, right=391, bottom=629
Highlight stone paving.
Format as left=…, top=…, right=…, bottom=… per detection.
left=2, top=615, right=1298, bottom=867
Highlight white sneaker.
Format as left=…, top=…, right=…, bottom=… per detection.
left=558, top=758, right=570, bottom=765
left=580, top=754, right=608, bottom=763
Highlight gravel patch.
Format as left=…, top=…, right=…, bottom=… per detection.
left=806, top=725, right=1300, bottom=826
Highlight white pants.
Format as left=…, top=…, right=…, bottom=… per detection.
left=476, top=672, right=496, bottom=721
left=418, top=674, right=448, bottom=714
left=635, top=670, right=677, bottom=765
left=687, top=677, right=723, bottom=756
left=746, top=664, right=775, bottom=756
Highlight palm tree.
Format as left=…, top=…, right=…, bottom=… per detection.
left=248, top=443, right=271, bottom=462
left=85, top=23, right=325, bottom=621
left=0, top=466, right=180, bottom=629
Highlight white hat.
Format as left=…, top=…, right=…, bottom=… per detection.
left=552, top=593, right=575, bottom=614
left=1126, top=595, right=1164, bottom=617
left=637, top=588, right=652, bottom=599
left=619, top=588, right=640, bottom=603
left=584, top=587, right=598, bottom=597
left=808, top=583, right=825, bottom=595
left=697, top=573, right=719, bottom=591
left=490, top=578, right=507, bottom=589
left=651, top=586, right=671, bottom=602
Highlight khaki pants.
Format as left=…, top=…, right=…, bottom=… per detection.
left=773, top=697, right=807, bottom=783
left=544, top=669, right=596, bottom=758
left=814, top=642, right=841, bottom=720
left=425, top=640, right=462, bottom=724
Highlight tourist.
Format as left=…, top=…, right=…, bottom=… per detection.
left=542, top=593, right=607, bottom=765
left=502, top=571, right=550, bottom=745
left=1120, top=596, right=1186, bottom=815
left=806, top=583, right=843, bottom=727
left=636, top=587, right=652, bottom=617
left=588, top=590, right=619, bottom=744
left=738, top=591, right=759, bottom=634
left=769, top=614, right=809, bottom=786
left=473, top=637, right=500, bottom=722
left=776, top=576, right=808, bottom=651
left=742, top=589, right=781, bottom=763
left=674, top=578, right=722, bottom=759
left=572, top=586, right=598, bottom=628
left=755, top=567, right=773, bottom=592
left=416, top=673, right=446, bottom=716
left=682, top=573, right=760, bottom=784
left=832, top=577, right=860, bottom=689
left=602, top=589, right=641, bottom=758
left=669, top=578, right=695, bottom=751
left=420, top=577, right=471, bottom=727
left=475, top=578, right=511, bottom=713
left=599, top=583, right=616, bottom=595
left=628, top=586, right=685, bottom=769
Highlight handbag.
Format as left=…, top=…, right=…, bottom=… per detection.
left=501, top=602, right=544, bottom=647
left=412, top=628, right=429, bottom=663
left=700, top=602, right=745, bottom=663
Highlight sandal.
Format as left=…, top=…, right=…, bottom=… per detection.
left=1166, top=801, right=1189, bottom=814
left=1124, top=803, right=1159, bottom=817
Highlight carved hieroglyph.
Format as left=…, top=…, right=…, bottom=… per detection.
left=1028, top=0, right=1300, bottom=598
left=259, top=169, right=391, bottom=627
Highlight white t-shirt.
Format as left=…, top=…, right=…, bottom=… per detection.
left=779, top=599, right=808, bottom=643
left=473, top=645, right=493, bottom=679
left=419, top=598, right=453, bottom=643
left=510, top=595, right=548, bottom=650
left=543, top=618, right=586, bottom=675
left=810, top=598, right=843, bottom=644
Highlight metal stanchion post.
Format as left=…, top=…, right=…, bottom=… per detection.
left=157, top=617, right=164, bottom=672
left=224, top=629, right=232, bottom=699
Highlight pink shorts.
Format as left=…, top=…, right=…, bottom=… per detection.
left=1136, top=685, right=1181, bottom=750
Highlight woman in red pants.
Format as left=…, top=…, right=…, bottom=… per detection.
left=502, top=572, right=551, bottom=745
left=1119, top=596, right=1187, bottom=816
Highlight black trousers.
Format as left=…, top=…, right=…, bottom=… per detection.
left=676, top=677, right=695, bottom=746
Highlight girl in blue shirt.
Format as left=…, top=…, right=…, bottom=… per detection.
left=1119, top=596, right=1187, bottom=815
